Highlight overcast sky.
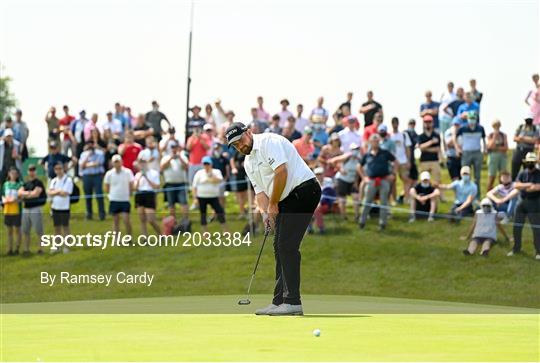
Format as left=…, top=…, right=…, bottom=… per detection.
left=1, top=0, right=538, bottom=155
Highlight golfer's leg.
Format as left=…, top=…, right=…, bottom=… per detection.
left=272, top=212, right=284, bottom=306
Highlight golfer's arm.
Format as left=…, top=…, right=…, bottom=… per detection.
left=255, top=192, right=269, bottom=214
left=269, top=163, right=287, bottom=205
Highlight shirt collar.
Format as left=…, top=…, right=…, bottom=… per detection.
left=251, top=134, right=262, bottom=152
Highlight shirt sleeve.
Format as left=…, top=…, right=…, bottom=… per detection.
left=128, top=169, right=135, bottom=181
left=404, top=132, right=412, bottom=147
left=449, top=180, right=458, bottom=190
left=244, top=159, right=263, bottom=194
left=470, top=184, right=478, bottom=198
left=104, top=171, right=111, bottom=185
left=63, top=178, right=74, bottom=194
left=214, top=169, right=223, bottom=181
left=260, top=137, right=288, bottom=171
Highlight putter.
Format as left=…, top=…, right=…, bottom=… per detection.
left=238, top=228, right=270, bottom=305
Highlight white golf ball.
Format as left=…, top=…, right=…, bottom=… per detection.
left=313, top=329, right=321, bottom=337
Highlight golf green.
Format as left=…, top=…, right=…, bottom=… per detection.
left=1, top=295, right=538, bottom=361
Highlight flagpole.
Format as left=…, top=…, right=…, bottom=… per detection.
left=184, top=0, right=194, bottom=143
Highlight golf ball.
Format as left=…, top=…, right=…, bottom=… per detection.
left=313, top=329, right=321, bottom=337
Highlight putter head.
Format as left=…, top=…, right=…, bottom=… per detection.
left=238, top=299, right=251, bottom=305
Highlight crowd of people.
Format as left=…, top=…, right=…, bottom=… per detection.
left=1, top=75, right=540, bottom=260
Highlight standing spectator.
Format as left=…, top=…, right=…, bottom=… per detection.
left=362, top=111, right=383, bottom=149
left=469, top=79, right=483, bottom=104
left=445, top=87, right=465, bottom=120
left=292, top=127, right=315, bottom=164
left=486, top=119, right=508, bottom=191
left=444, top=118, right=462, bottom=181
left=250, top=108, right=268, bottom=133
left=461, top=198, right=509, bottom=257
left=192, top=156, right=227, bottom=232
left=278, top=99, right=293, bottom=128
left=328, top=113, right=346, bottom=135
left=438, top=82, right=457, bottom=135
left=13, top=109, right=29, bottom=161
left=511, top=115, right=539, bottom=180
left=525, top=74, right=540, bottom=125
left=405, top=119, right=419, bottom=183
left=40, top=141, right=72, bottom=182
left=59, top=105, right=75, bottom=156
left=186, top=127, right=211, bottom=185
left=133, top=113, right=153, bottom=147
left=418, top=115, right=441, bottom=186
left=2, top=167, right=23, bottom=255
left=338, top=116, right=362, bottom=152
left=18, top=164, right=46, bottom=255
left=390, top=117, right=412, bottom=202
left=265, top=114, right=282, bottom=134
left=133, top=155, right=161, bottom=236
left=310, top=97, right=329, bottom=128
left=358, top=134, right=397, bottom=230
left=79, top=140, right=106, bottom=220
left=159, top=127, right=181, bottom=155
left=214, top=99, right=235, bottom=138
left=507, top=153, right=540, bottom=260
left=187, top=105, right=206, bottom=137
left=118, top=131, right=142, bottom=172
left=125, top=106, right=136, bottom=128
left=45, top=106, right=60, bottom=142
left=101, top=111, right=123, bottom=142
left=205, top=104, right=216, bottom=127
left=378, top=124, right=396, bottom=155
left=359, top=90, right=383, bottom=128
left=332, top=143, right=362, bottom=220
left=71, top=110, right=89, bottom=177
left=318, top=133, right=343, bottom=178
left=256, top=96, right=270, bottom=121
left=420, top=90, right=440, bottom=130
left=145, top=101, right=170, bottom=141
left=524, top=73, right=539, bottom=107
left=338, top=92, right=354, bottom=114
left=210, top=139, right=230, bottom=210
left=48, top=162, right=73, bottom=253
left=440, top=166, right=477, bottom=221
left=229, top=148, right=249, bottom=219
left=457, top=92, right=480, bottom=124
left=0, top=129, right=21, bottom=185
left=138, top=136, right=161, bottom=172
left=104, top=155, right=134, bottom=235
left=486, top=171, right=517, bottom=220
left=282, top=117, right=301, bottom=142
left=408, top=171, right=439, bottom=223
left=455, top=112, right=486, bottom=196
left=295, top=104, right=310, bottom=133
left=83, top=113, right=99, bottom=143
left=114, top=102, right=129, bottom=130
left=160, top=141, right=189, bottom=222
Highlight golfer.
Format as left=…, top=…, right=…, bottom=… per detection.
left=227, top=122, right=321, bottom=316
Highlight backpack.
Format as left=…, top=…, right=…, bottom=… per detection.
left=172, top=218, right=192, bottom=234
left=70, top=181, right=80, bottom=204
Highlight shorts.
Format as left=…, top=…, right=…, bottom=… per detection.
left=51, top=209, right=70, bottom=227
left=135, top=191, right=156, bottom=209
left=397, top=163, right=410, bottom=179
left=414, top=199, right=431, bottom=216
left=472, top=237, right=495, bottom=245
left=487, top=152, right=507, bottom=177
left=419, top=161, right=441, bottom=184
left=409, top=161, right=418, bottom=181
left=336, top=179, right=357, bottom=197
left=446, top=156, right=461, bottom=180
left=109, top=201, right=131, bottom=215
left=22, top=207, right=44, bottom=234
left=219, top=182, right=226, bottom=198
left=164, top=183, right=188, bottom=207
left=4, top=214, right=21, bottom=227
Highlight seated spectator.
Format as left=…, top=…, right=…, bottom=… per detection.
left=2, top=167, right=23, bottom=256
left=486, top=171, right=517, bottom=221
left=461, top=198, right=509, bottom=257
left=440, top=166, right=478, bottom=222
left=192, top=156, right=227, bottom=233
left=331, top=143, right=362, bottom=220
left=408, top=171, right=440, bottom=223
left=312, top=173, right=338, bottom=234
left=292, top=126, right=315, bottom=164
left=48, top=161, right=74, bottom=253
left=133, top=156, right=161, bottom=236
left=317, top=133, right=343, bottom=177
left=358, top=134, right=397, bottom=231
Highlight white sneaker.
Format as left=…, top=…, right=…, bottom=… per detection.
left=62, top=247, right=70, bottom=254
left=254, top=304, right=279, bottom=315
left=501, top=216, right=509, bottom=225
left=427, top=215, right=435, bottom=222
left=267, top=303, right=303, bottom=316
left=50, top=247, right=60, bottom=254
left=507, top=250, right=515, bottom=257
left=535, top=254, right=540, bottom=261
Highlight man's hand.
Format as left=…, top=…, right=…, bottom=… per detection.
left=267, top=203, right=279, bottom=231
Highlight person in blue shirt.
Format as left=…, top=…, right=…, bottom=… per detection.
left=420, top=91, right=440, bottom=129
left=440, top=166, right=478, bottom=222
left=40, top=141, right=74, bottom=181
left=78, top=140, right=106, bottom=220
left=456, top=92, right=480, bottom=124
left=455, top=112, right=486, bottom=197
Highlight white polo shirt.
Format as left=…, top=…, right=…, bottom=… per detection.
left=338, top=128, right=362, bottom=152
left=49, top=175, right=73, bottom=211
left=104, top=167, right=134, bottom=202
left=244, top=133, right=315, bottom=201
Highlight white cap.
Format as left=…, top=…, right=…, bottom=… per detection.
left=203, top=123, right=213, bottom=131
left=419, top=171, right=431, bottom=181
left=460, top=165, right=471, bottom=175
left=112, top=154, right=122, bottom=163
left=138, top=149, right=150, bottom=162
left=480, top=198, right=493, bottom=207
left=313, top=167, right=324, bottom=175
left=3, top=128, right=13, bottom=137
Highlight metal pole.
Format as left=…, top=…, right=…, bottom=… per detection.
left=184, top=0, right=194, bottom=143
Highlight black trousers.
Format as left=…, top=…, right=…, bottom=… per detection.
left=511, top=148, right=532, bottom=180
left=512, top=198, right=540, bottom=254
left=197, top=197, right=225, bottom=225
left=272, top=178, right=321, bottom=306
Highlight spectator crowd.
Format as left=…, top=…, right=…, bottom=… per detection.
left=1, top=75, right=540, bottom=260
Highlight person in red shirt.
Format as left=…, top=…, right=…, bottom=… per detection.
left=118, top=131, right=143, bottom=172
left=362, top=111, right=384, bottom=152
left=58, top=105, right=76, bottom=156
left=292, top=126, right=315, bottom=165
left=186, top=127, right=211, bottom=185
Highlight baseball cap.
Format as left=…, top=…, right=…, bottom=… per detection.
left=523, top=152, right=538, bottom=163
left=451, top=117, right=462, bottom=126
left=112, top=154, right=122, bottom=163
left=79, top=110, right=86, bottom=115
left=203, top=123, right=214, bottom=131
left=225, top=122, right=248, bottom=146
left=3, top=128, right=13, bottom=137
left=329, top=133, right=340, bottom=142
left=419, top=171, right=431, bottom=181
left=377, top=124, right=388, bottom=132
left=422, top=115, right=434, bottom=122
left=460, top=165, right=471, bottom=175
left=313, top=167, right=324, bottom=175
left=467, top=111, right=478, bottom=120
left=345, top=115, right=358, bottom=123
left=524, top=112, right=534, bottom=121
left=304, top=126, right=313, bottom=135
left=480, top=198, right=493, bottom=207
left=202, top=156, right=213, bottom=164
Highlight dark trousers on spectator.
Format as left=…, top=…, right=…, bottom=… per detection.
left=273, top=178, right=321, bottom=306
left=511, top=148, right=532, bottom=181
left=197, top=197, right=225, bottom=225
left=512, top=198, right=540, bottom=254
left=82, top=174, right=105, bottom=219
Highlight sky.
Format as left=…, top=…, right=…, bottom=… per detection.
left=1, top=0, right=538, bottom=155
